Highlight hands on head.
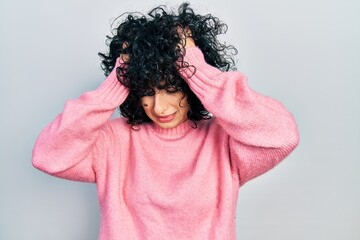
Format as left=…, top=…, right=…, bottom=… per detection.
left=119, top=42, right=130, bottom=63
left=178, top=26, right=196, bottom=49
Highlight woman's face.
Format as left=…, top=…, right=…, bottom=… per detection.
left=141, top=88, right=190, bottom=129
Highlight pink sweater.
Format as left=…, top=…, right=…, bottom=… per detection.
left=32, top=47, right=299, bottom=239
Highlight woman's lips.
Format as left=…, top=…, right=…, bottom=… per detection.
left=156, top=112, right=177, bottom=123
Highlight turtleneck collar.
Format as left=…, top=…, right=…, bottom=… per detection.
left=147, top=120, right=197, bottom=139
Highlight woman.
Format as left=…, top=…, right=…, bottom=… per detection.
left=32, top=3, right=299, bottom=239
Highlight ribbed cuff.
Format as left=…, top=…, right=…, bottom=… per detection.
left=182, top=47, right=222, bottom=79
left=180, top=47, right=224, bottom=99
left=80, top=64, right=129, bottom=107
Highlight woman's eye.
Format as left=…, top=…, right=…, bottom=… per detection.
left=143, top=90, right=155, bottom=96
left=165, top=87, right=178, bottom=94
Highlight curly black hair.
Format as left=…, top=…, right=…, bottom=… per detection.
left=98, top=2, right=237, bottom=127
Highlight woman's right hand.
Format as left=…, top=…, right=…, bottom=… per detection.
left=120, top=42, right=130, bottom=62
left=120, top=53, right=129, bottom=62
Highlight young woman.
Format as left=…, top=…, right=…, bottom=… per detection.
left=32, top=3, right=299, bottom=239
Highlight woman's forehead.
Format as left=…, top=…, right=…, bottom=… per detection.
left=147, top=77, right=182, bottom=89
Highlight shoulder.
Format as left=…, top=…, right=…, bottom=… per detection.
left=101, top=117, right=132, bottom=138
left=109, top=116, right=130, bottom=127
left=196, top=117, right=226, bottom=135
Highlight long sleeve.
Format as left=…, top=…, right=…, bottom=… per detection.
left=180, top=47, right=299, bottom=186
left=32, top=63, right=129, bottom=182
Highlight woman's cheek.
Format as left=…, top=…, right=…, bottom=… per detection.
left=141, top=97, right=151, bottom=108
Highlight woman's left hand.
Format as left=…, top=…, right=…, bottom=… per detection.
left=178, top=27, right=196, bottom=48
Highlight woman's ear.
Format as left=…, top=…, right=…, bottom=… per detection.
left=179, top=94, right=190, bottom=108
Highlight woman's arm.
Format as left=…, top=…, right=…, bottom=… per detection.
left=180, top=47, right=299, bottom=186
left=32, top=58, right=129, bottom=182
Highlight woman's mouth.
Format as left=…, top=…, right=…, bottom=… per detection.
left=156, top=112, right=177, bottom=123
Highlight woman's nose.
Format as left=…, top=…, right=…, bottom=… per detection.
left=153, top=92, right=168, bottom=114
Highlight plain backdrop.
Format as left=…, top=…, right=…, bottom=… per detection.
left=1, top=0, right=359, bottom=239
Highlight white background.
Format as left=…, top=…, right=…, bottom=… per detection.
left=1, top=0, right=359, bottom=239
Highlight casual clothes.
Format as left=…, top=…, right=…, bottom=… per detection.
left=32, top=47, right=299, bottom=239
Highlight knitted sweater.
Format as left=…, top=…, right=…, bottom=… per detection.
left=32, top=47, right=299, bottom=240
